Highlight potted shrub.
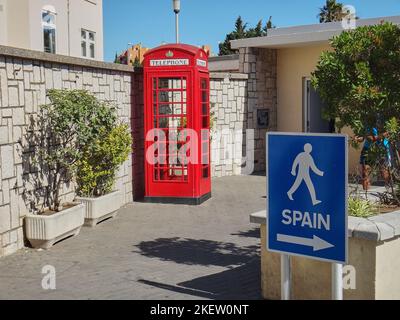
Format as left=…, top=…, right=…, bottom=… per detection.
left=75, top=114, right=131, bottom=227
left=24, top=90, right=115, bottom=248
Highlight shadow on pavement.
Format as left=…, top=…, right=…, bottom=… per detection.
left=134, top=237, right=259, bottom=267
left=138, top=258, right=261, bottom=300
left=230, top=227, right=260, bottom=239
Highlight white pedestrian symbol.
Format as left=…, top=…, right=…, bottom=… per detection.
left=287, top=143, right=324, bottom=206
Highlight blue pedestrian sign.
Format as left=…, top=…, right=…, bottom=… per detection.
left=267, top=132, right=348, bottom=264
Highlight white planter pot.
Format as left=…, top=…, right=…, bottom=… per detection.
left=25, top=203, right=85, bottom=249
left=76, top=190, right=122, bottom=227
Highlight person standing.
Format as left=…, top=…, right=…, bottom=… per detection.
left=357, top=128, right=391, bottom=191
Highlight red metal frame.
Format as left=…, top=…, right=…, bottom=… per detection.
left=143, top=44, right=211, bottom=204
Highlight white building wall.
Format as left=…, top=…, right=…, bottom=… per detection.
left=28, top=0, right=69, bottom=55
left=69, top=0, right=104, bottom=60
left=0, top=0, right=8, bottom=45
left=0, top=0, right=103, bottom=61
left=4, top=0, right=30, bottom=50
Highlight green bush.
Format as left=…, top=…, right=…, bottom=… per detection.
left=348, top=197, right=376, bottom=218
left=32, top=89, right=118, bottom=212
left=312, top=22, right=400, bottom=135
left=76, top=124, right=131, bottom=197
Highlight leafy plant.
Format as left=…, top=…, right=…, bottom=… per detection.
left=312, top=22, right=400, bottom=205
left=32, top=90, right=118, bottom=212
left=76, top=124, right=131, bottom=197
left=348, top=197, right=376, bottom=218
left=312, top=22, right=400, bottom=136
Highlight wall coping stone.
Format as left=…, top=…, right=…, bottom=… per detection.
left=209, top=54, right=239, bottom=62
left=250, top=210, right=400, bottom=242
left=0, top=45, right=137, bottom=73
left=210, top=72, right=248, bottom=80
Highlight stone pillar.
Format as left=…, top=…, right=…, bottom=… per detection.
left=239, top=47, right=277, bottom=173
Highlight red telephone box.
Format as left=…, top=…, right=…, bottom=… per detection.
left=143, top=44, right=211, bottom=205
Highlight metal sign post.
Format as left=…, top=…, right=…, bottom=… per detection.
left=332, top=263, right=343, bottom=300
left=266, top=132, right=348, bottom=300
left=281, top=254, right=291, bottom=300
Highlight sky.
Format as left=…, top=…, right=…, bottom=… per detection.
left=103, top=0, right=400, bottom=62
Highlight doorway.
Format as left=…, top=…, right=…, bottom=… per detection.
left=302, top=78, right=334, bottom=133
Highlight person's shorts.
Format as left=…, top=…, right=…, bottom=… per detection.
left=360, top=147, right=369, bottom=165
left=360, top=147, right=392, bottom=168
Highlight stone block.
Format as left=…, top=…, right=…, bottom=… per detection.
left=222, top=94, right=228, bottom=106
left=6, top=59, right=14, bottom=79
left=0, top=69, right=8, bottom=106
left=2, top=180, right=10, bottom=204
left=228, top=89, right=234, bottom=101
left=1, top=145, right=14, bottom=179
left=12, top=108, right=25, bottom=126
left=24, top=91, right=33, bottom=113
left=10, top=190, right=20, bottom=229
left=45, top=68, right=53, bottom=87
left=10, top=229, right=18, bottom=244
left=217, top=91, right=223, bottom=103
left=0, top=205, right=11, bottom=233
left=33, top=65, right=42, bottom=83
left=53, top=70, right=62, bottom=89
left=8, top=86, right=19, bottom=107
left=0, top=126, right=9, bottom=145
left=23, top=60, right=33, bottom=71
left=23, top=71, right=31, bottom=89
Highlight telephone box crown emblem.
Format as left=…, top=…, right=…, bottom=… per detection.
left=166, top=50, right=174, bottom=58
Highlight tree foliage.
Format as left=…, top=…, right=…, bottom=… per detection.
left=132, top=56, right=142, bottom=68
left=318, top=0, right=345, bottom=23
left=312, top=22, right=400, bottom=136
left=219, top=16, right=274, bottom=56
left=312, top=22, right=400, bottom=204
left=114, top=52, right=120, bottom=64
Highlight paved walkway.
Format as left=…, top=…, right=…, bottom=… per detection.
left=0, top=175, right=266, bottom=300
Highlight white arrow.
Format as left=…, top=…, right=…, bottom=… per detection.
left=277, top=234, right=334, bottom=252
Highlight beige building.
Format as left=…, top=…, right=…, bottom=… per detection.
left=0, top=0, right=104, bottom=60
left=231, top=15, right=400, bottom=172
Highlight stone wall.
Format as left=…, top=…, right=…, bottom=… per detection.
left=0, top=46, right=136, bottom=257
left=239, top=47, right=277, bottom=173
left=208, top=48, right=278, bottom=176
left=210, top=73, right=249, bottom=177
